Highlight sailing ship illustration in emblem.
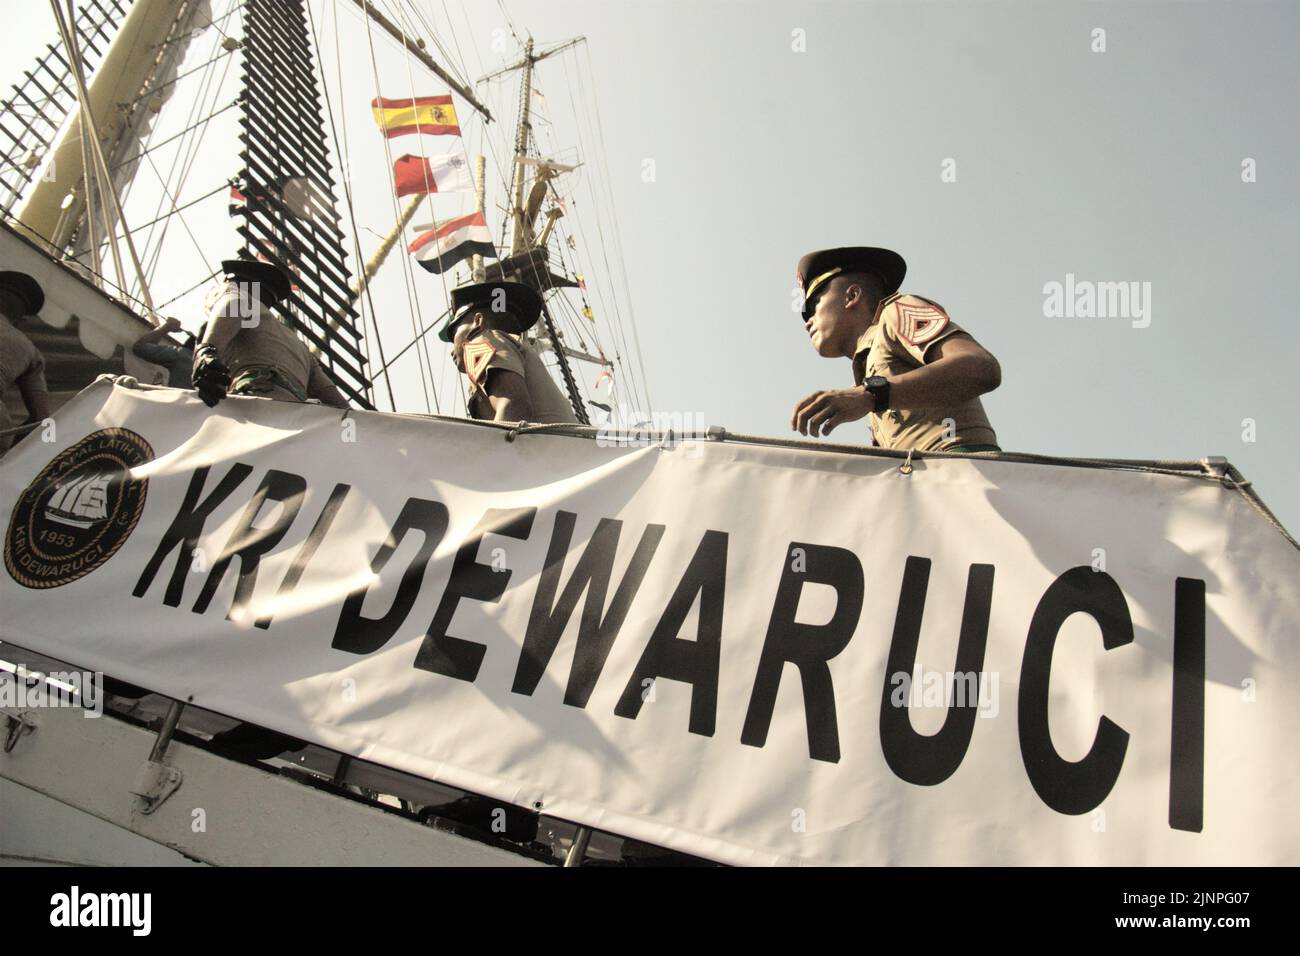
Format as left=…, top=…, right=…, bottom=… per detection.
left=44, top=471, right=113, bottom=529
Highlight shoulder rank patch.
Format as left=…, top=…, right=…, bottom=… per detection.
left=896, top=300, right=950, bottom=346
left=464, top=337, right=497, bottom=386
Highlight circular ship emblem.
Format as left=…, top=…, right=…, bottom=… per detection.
left=4, top=428, right=153, bottom=589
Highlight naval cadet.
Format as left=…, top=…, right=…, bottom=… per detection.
left=191, top=258, right=348, bottom=408
left=0, top=271, right=52, bottom=454
left=790, top=247, right=1002, bottom=452
left=441, top=279, right=578, bottom=424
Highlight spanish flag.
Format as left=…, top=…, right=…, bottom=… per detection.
left=371, top=95, right=460, bottom=138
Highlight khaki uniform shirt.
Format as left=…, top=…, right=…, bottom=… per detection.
left=851, top=292, right=997, bottom=452
left=205, top=287, right=331, bottom=403
left=463, top=329, right=578, bottom=424
left=0, top=316, right=49, bottom=452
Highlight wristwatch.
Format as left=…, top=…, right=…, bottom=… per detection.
left=863, top=375, right=891, bottom=414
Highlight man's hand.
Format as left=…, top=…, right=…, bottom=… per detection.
left=133, top=315, right=185, bottom=351
left=791, top=386, right=873, bottom=437
left=191, top=344, right=230, bottom=407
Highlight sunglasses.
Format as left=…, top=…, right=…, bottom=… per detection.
left=801, top=287, right=828, bottom=321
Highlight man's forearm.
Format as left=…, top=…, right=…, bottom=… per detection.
left=315, top=385, right=350, bottom=409
left=133, top=331, right=168, bottom=350
left=884, top=354, right=1000, bottom=409
left=489, top=393, right=532, bottom=422
left=485, top=370, right=534, bottom=422
left=18, top=375, right=50, bottom=422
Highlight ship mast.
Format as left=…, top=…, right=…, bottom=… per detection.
left=507, top=38, right=536, bottom=258
left=18, top=0, right=191, bottom=311
left=495, top=36, right=591, bottom=425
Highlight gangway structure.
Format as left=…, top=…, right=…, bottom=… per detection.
left=2, top=642, right=648, bottom=866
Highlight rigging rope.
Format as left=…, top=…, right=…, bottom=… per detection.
left=554, top=50, right=644, bottom=413
left=141, top=156, right=211, bottom=274
left=405, top=0, right=469, bottom=90
left=121, top=0, right=239, bottom=240
left=132, top=0, right=239, bottom=292
left=154, top=265, right=223, bottom=311
left=391, top=0, right=454, bottom=411
left=530, top=115, right=620, bottom=372
left=315, top=1, right=377, bottom=410
left=309, top=0, right=390, bottom=411
left=443, top=0, right=515, bottom=417
left=137, top=46, right=232, bottom=290
left=121, top=47, right=235, bottom=111
left=356, top=0, right=435, bottom=413
left=310, top=0, right=395, bottom=411
left=111, top=180, right=228, bottom=238
left=568, top=45, right=650, bottom=413
left=107, top=99, right=240, bottom=174
left=375, top=306, right=449, bottom=375
left=394, top=0, right=520, bottom=415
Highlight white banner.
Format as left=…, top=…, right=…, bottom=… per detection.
left=2, top=380, right=1297, bottom=865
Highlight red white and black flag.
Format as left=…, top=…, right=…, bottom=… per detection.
left=408, top=211, right=497, bottom=274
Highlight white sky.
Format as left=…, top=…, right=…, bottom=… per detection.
left=6, top=0, right=1299, bottom=535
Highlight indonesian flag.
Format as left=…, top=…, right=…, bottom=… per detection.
left=393, top=153, right=473, bottom=197
left=371, top=95, right=460, bottom=138
left=408, top=211, right=497, bottom=274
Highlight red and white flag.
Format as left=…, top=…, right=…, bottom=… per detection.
left=408, top=211, right=497, bottom=274
left=393, top=153, right=473, bottom=197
